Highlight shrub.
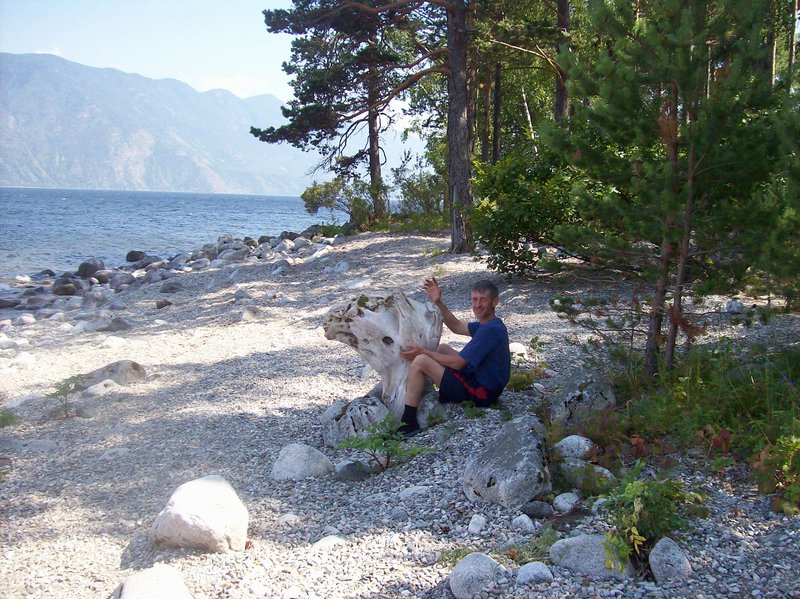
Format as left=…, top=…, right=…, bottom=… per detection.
left=472, top=152, right=578, bottom=276
left=0, top=408, right=18, bottom=428
left=601, top=461, right=703, bottom=570
left=46, top=375, right=82, bottom=419
left=336, top=416, right=430, bottom=472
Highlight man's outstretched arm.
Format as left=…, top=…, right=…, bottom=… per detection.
left=424, top=278, right=469, bottom=336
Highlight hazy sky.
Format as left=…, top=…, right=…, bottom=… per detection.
left=0, top=0, right=297, bottom=100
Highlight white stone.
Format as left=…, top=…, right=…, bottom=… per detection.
left=516, top=561, right=554, bottom=584
left=311, top=535, right=346, bottom=551
left=649, top=537, right=692, bottom=584
left=462, top=415, right=551, bottom=509
left=509, top=341, right=528, bottom=360
left=449, top=552, right=507, bottom=599
left=468, top=514, right=487, bottom=534
left=115, top=563, right=194, bottom=599
left=14, top=313, right=35, bottom=326
left=270, top=443, right=334, bottom=480
left=553, top=492, right=581, bottom=514
left=550, top=534, right=633, bottom=579
left=553, top=435, right=598, bottom=460
left=511, top=514, right=540, bottom=534
left=149, top=475, right=249, bottom=553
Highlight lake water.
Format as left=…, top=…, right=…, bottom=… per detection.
left=0, top=187, right=344, bottom=278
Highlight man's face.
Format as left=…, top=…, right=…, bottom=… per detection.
left=471, top=290, right=498, bottom=323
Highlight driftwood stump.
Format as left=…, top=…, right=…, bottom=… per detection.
left=323, top=292, right=443, bottom=416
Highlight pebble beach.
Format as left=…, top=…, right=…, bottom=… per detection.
left=0, top=232, right=798, bottom=598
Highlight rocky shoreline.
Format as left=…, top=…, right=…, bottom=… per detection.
left=1, top=231, right=798, bottom=598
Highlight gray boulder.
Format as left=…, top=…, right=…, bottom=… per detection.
left=549, top=534, right=633, bottom=579
left=557, top=458, right=617, bottom=493
left=113, top=564, right=193, bottom=599
left=552, top=492, right=581, bottom=514
left=462, top=415, right=551, bottom=509
left=149, top=475, right=249, bottom=553
left=217, top=247, right=250, bottom=262
left=77, top=257, right=105, bottom=278
left=271, top=443, right=334, bottom=480
left=553, top=434, right=598, bottom=460
left=334, top=459, right=372, bottom=481
left=649, top=537, right=692, bottom=584
left=550, top=371, right=616, bottom=427
left=320, top=396, right=390, bottom=448
left=449, top=552, right=508, bottom=599
left=160, top=280, right=184, bottom=294
left=110, top=272, right=137, bottom=292
left=516, top=561, right=554, bottom=585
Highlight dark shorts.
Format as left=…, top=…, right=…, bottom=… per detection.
left=439, top=368, right=499, bottom=408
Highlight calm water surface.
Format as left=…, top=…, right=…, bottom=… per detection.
left=0, top=187, right=341, bottom=277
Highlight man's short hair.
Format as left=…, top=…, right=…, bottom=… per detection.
left=472, top=279, right=499, bottom=299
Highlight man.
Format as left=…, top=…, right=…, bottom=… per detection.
left=398, top=277, right=511, bottom=436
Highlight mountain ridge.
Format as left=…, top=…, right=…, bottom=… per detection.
left=0, top=53, right=319, bottom=195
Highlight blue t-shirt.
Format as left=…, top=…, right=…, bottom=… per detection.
left=458, top=317, right=511, bottom=394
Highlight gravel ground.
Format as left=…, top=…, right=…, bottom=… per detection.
left=0, top=232, right=798, bottom=598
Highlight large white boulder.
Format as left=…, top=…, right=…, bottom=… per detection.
left=114, top=564, right=193, bottom=599
left=448, top=552, right=508, bottom=599
left=270, top=443, right=334, bottom=480
left=549, top=534, right=633, bottom=580
left=462, top=415, right=551, bottom=509
left=149, top=475, right=249, bottom=553
left=649, top=536, right=692, bottom=584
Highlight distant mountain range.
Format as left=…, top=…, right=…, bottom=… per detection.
left=0, top=53, right=322, bottom=195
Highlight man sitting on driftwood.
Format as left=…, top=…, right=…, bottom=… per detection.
left=398, top=278, right=511, bottom=437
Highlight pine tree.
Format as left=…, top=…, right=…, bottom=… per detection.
left=550, top=0, right=791, bottom=375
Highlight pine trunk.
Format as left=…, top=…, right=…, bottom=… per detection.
left=492, top=63, right=501, bottom=163
left=447, top=0, right=472, bottom=254
left=367, top=75, right=385, bottom=220
left=554, top=0, right=569, bottom=122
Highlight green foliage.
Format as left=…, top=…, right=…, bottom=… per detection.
left=601, top=461, right=703, bottom=570
left=753, top=433, right=800, bottom=516
left=438, top=546, right=479, bottom=567
left=472, top=151, right=579, bottom=276
left=462, top=401, right=486, bottom=420
left=391, top=150, right=446, bottom=217
left=46, top=375, right=81, bottom=420
left=336, top=416, right=430, bottom=472
left=0, top=408, right=19, bottom=428
left=620, top=346, right=799, bottom=512
left=301, top=178, right=373, bottom=230
left=504, top=524, right=559, bottom=565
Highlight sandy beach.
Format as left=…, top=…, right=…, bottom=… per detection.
left=1, top=232, right=797, bottom=598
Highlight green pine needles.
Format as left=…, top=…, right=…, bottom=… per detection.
left=336, top=416, right=430, bottom=472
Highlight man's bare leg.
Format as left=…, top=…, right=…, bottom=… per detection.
left=400, top=344, right=456, bottom=434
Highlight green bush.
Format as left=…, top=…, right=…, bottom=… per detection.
left=601, top=461, right=703, bottom=570
left=336, top=416, right=430, bottom=472
left=0, top=408, right=18, bottom=428
left=471, top=152, right=578, bottom=276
